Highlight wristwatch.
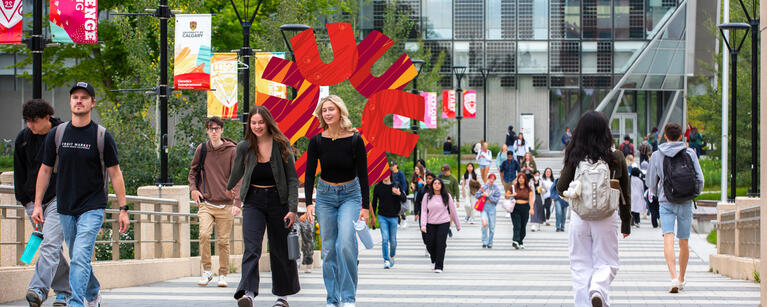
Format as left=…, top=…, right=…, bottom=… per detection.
left=119, top=205, right=129, bottom=212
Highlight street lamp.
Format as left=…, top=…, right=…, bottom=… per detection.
left=718, top=22, right=750, bottom=201
left=735, top=0, right=760, bottom=197
left=453, top=65, right=467, bottom=198
left=479, top=67, right=491, bottom=141
left=230, top=0, right=264, bottom=136
left=279, top=24, right=312, bottom=100
left=410, top=59, right=426, bottom=167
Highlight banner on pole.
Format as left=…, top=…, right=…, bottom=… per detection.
left=421, top=92, right=437, bottom=129
left=442, top=90, right=455, bottom=118
left=49, top=0, right=98, bottom=44
left=255, top=52, right=287, bottom=103
left=174, top=14, right=211, bottom=90
left=392, top=114, right=409, bottom=129
left=463, top=90, right=477, bottom=118
left=0, top=0, right=23, bottom=44
left=207, top=53, right=238, bottom=119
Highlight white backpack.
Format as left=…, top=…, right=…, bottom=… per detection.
left=564, top=159, right=619, bottom=220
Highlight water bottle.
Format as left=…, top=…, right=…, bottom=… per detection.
left=287, top=226, right=300, bottom=261
left=20, top=231, right=44, bottom=265
left=354, top=220, right=374, bottom=249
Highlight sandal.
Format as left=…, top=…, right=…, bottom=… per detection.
left=273, top=298, right=290, bottom=307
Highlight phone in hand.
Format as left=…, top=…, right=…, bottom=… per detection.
left=284, top=218, right=291, bottom=229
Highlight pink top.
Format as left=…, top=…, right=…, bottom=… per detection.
left=420, top=194, right=461, bottom=230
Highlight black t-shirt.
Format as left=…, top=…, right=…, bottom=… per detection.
left=41, top=121, right=119, bottom=215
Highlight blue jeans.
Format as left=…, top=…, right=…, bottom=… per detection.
left=481, top=203, right=497, bottom=246
left=316, top=178, right=362, bottom=305
left=555, top=199, right=568, bottom=230
left=378, top=215, right=398, bottom=262
left=59, top=209, right=104, bottom=307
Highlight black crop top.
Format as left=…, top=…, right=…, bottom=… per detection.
left=304, top=133, right=369, bottom=208
left=250, top=162, right=276, bottom=186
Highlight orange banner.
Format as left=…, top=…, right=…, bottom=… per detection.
left=207, top=53, right=238, bottom=119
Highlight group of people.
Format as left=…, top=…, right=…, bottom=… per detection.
left=13, top=84, right=705, bottom=307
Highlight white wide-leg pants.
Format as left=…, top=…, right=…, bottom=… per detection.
left=569, top=211, right=620, bottom=306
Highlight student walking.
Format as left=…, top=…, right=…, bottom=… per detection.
left=541, top=168, right=555, bottom=226
left=495, top=144, right=509, bottom=170
left=550, top=177, right=569, bottom=232
left=499, top=151, right=521, bottom=192
left=34, top=82, right=131, bottom=307
left=505, top=125, right=517, bottom=147
left=438, top=165, right=459, bottom=203
left=513, top=133, right=528, bottom=162
left=476, top=141, right=493, bottom=183
left=14, top=99, right=71, bottom=307
left=476, top=174, right=502, bottom=248
left=510, top=173, right=534, bottom=249
left=304, top=96, right=370, bottom=307
left=630, top=168, right=645, bottom=228
left=530, top=171, right=546, bottom=232
left=556, top=111, right=631, bottom=307
left=188, top=116, right=240, bottom=288
left=413, top=172, right=436, bottom=256
left=520, top=152, right=537, bottom=176
left=646, top=123, right=704, bottom=293
left=461, top=163, right=480, bottom=224
left=372, top=174, right=406, bottom=269
left=389, top=161, right=409, bottom=228
left=226, top=106, right=300, bottom=307
left=420, top=178, right=461, bottom=273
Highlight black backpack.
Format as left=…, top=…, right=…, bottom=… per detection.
left=195, top=142, right=208, bottom=193
left=662, top=150, right=699, bottom=202
left=620, top=142, right=632, bottom=157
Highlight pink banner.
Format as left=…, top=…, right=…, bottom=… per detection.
left=421, top=92, right=437, bottom=129
left=463, top=90, right=477, bottom=119
left=442, top=90, right=455, bottom=118
left=49, top=0, right=98, bottom=44
left=393, top=114, right=410, bottom=129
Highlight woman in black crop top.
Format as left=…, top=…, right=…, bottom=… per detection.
left=226, top=106, right=300, bottom=307
left=304, top=95, right=369, bottom=306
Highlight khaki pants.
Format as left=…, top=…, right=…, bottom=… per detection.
left=198, top=204, right=233, bottom=276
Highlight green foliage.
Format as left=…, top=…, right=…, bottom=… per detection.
left=0, top=156, right=12, bottom=172
left=697, top=187, right=748, bottom=200
left=706, top=229, right=716, bottom=245
left=754, top=268, right=761, bottom=283
left=94, top=216, right=135, bottom=260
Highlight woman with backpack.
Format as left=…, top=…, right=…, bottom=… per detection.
left=420, top=178, right=461, bottom=273
left=475, top=174, right=502, bottom=248
left=510, top=173, right=535, bottom=249
left=461, top=163, right=480, bottom=224
left=556, top=111, right=631, bottom=307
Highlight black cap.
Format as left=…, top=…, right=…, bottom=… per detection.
left=70, top=81, right=95, bottom=99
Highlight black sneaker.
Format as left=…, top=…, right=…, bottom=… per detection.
left=482, top=245, right=487, bottom=248
left=237, top=296, right=253, bottom=307
left=590, top=293, right=604, bottom=307
left=512, top=241, right=520, bottom=249
left=26, top=289, right=43, bottom=307
left=487, top=245, right=492, bottom=249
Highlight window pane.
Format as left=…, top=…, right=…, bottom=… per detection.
left=519, top=0, right=548, bottom=39
left=551, top=0, right=580, bottom=39
left=550, top=89, right=581, bottom=150
left=423, top=0, right=452, bottom=39
left=613, top=41, right=645, bottom=73
left=550, top=41, right=580, bottom=73
left=614, top=0, right=644, bottom=39
left=487, top=0, right=517, bottom=39
left=518, top=41, right=548, bottom=73
left=455, top=0, right=484, bottom=39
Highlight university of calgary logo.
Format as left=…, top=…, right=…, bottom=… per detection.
left=3, top=1, right=14, bottom=10
left=189, top=21, right=197, bottom=31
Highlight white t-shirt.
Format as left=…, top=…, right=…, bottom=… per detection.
left=513, top=140, right=528, bottom=157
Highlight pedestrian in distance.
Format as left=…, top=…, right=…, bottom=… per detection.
left=505, top=125, right=517, bottom=147
left=443, top=136, right=454, bottom=155
left=438, top=164, right=459, bottom=204
left=371, top=173, right=406, bottom=269
left=619, top=135, right=634, bottom=157
left=509, top=173, right=534, bottom=249
left=476, top=174, right=502, bottom=248
left=303, top=95, right=370, bottom=307
left=388, top=161, right=409, bottom=228
left=420, top=178, right=461, bottom=273
left=556, top=111, right=631, bottom=307
left=562, top=126, right=573, bottom=147
left=530, top=171, right=546, bottom=232
left=476, top=141, right=493, bottom=183
left=630, top=167, right=646, bottom=228
left=226, top=106, right=301, bottom=307
left=34, top=82, right=131, bottom=307
left=549, top=176, right=569, bottom=232
left=499, top=151, right=521, bottom=192
left=495, top=144, right=509, bottom=169
left=520, top=152, right=537, bottom=176
left=513, top=133, right=528, bottom=162
left=646, top=123, right=704, bottom=293
left=461, top=163, right=480, bottom=224
left=188, top=116, right=240, bottom=288
left=14, top=99, right=71, bottom=307
left=541, top=168, right=555, bottom=226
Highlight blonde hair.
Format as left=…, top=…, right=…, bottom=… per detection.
left=314, top=95, right=358, bottom=133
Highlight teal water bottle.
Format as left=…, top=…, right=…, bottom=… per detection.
left=20, top=231, right=43, bottom=265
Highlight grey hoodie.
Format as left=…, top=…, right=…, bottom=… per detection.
left=645, top=141, right=704, bottom=205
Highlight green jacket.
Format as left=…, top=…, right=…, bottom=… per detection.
left=227, top=140, right=299, bottom=212
left=439, top=174, right=459, bottom=199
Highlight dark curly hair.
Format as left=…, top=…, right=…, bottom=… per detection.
left=22, top=99, right=54, bottom=122
left=563, top=111, right=615, bottom=169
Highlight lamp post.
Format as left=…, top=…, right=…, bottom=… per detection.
left=735, top=0, right=760, bottom=197
left=410, top=60, right=426, bottom=167
left=230, top=0, right=264, bottom=136
left=479, top=67, right=491, bottom=141
left=453, top=65, right=467, bottom=196
left=279, top=24, right=312, bottom=100
left=719, top=22, right=750, bottom=201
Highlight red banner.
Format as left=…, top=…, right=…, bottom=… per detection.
left=442, top=90, right=455, bottom=119
left=0, top=0, right=23, bottom=44
left=463, top=90, right=477, bottom=119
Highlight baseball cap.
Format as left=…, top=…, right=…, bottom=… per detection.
left=70, top=81, right=96, bottom=98
left=441, top=164, right=451, bottom=171
left=389, top=161, right=398, bottom=166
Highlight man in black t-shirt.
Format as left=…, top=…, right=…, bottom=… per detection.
left=33, top=82, right=130, bottom=307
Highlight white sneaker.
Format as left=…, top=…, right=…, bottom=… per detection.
left=678, top=280, right=686, bottom=291
left=87, top=293, right=101, bottom=307
left=669, top=278, right=680, bottom=293
left=304, top=264, right=313, bottom=273
left=341, top=303, right=356, bottom=307
left=401, top=220, right=408, bottom=229
left=383, top=260, right=391, bottom=269
left=198, top=270, right=213, bottom=286
left=217, top=275, right=228, bottom=287
left=434, top=269, right=443, bottom=273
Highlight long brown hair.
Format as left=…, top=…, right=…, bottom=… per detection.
left=515, top=172, right=529, bottom=190
left=246, top=106, right=293, bottom=162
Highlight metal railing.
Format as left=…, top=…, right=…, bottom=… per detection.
left=716, top=205, right=760, bottom=259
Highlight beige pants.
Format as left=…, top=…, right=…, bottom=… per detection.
left=198, top=204, right=234, bottom=275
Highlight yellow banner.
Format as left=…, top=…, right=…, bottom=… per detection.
left=207, top=53, right=238, bottom=119
left=255, top=52, right=287, bottom=104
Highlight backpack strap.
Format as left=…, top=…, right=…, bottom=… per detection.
left=197, top=142, right=208, bottom=193
left=53, top=121, right=69, bottom=173
left=97, top=125, right=109, bottom=194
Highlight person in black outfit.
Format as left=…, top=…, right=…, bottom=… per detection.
left=372, top=174, right=406, bottom=269
left=443, top=137, right=454, bottom=154
left=226, top=106, right=300, bottom=307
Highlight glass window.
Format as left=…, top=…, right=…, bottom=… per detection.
left=551, top=0, right=581, bottom=39
left=486, top=41, right=516, bottom=73
left=487, top=0, right=517, bottom=39
left=550, top=41, right=579, bottom=73
left=614, top=0, right=644, bottom=39
left=647, top=0, right=677, bottom=39
left=582, top=0, right=612, bottom=39
left=549, top=89, right=581, bottom=150
left=582, top=42, right=598, bottom=73
left=454, top=41, right=485, bottom=72
left=517, top=41, right=548, bottom=73
left=455, top=0, right=484, bottom=39
left=518, top=0, right=548, bottom=39
left=423, top=0, right=453, bottom=39
left=613, top=41, right=645, bottom=73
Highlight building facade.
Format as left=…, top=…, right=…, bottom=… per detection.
left=359, top=0, right=716, bottom=150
